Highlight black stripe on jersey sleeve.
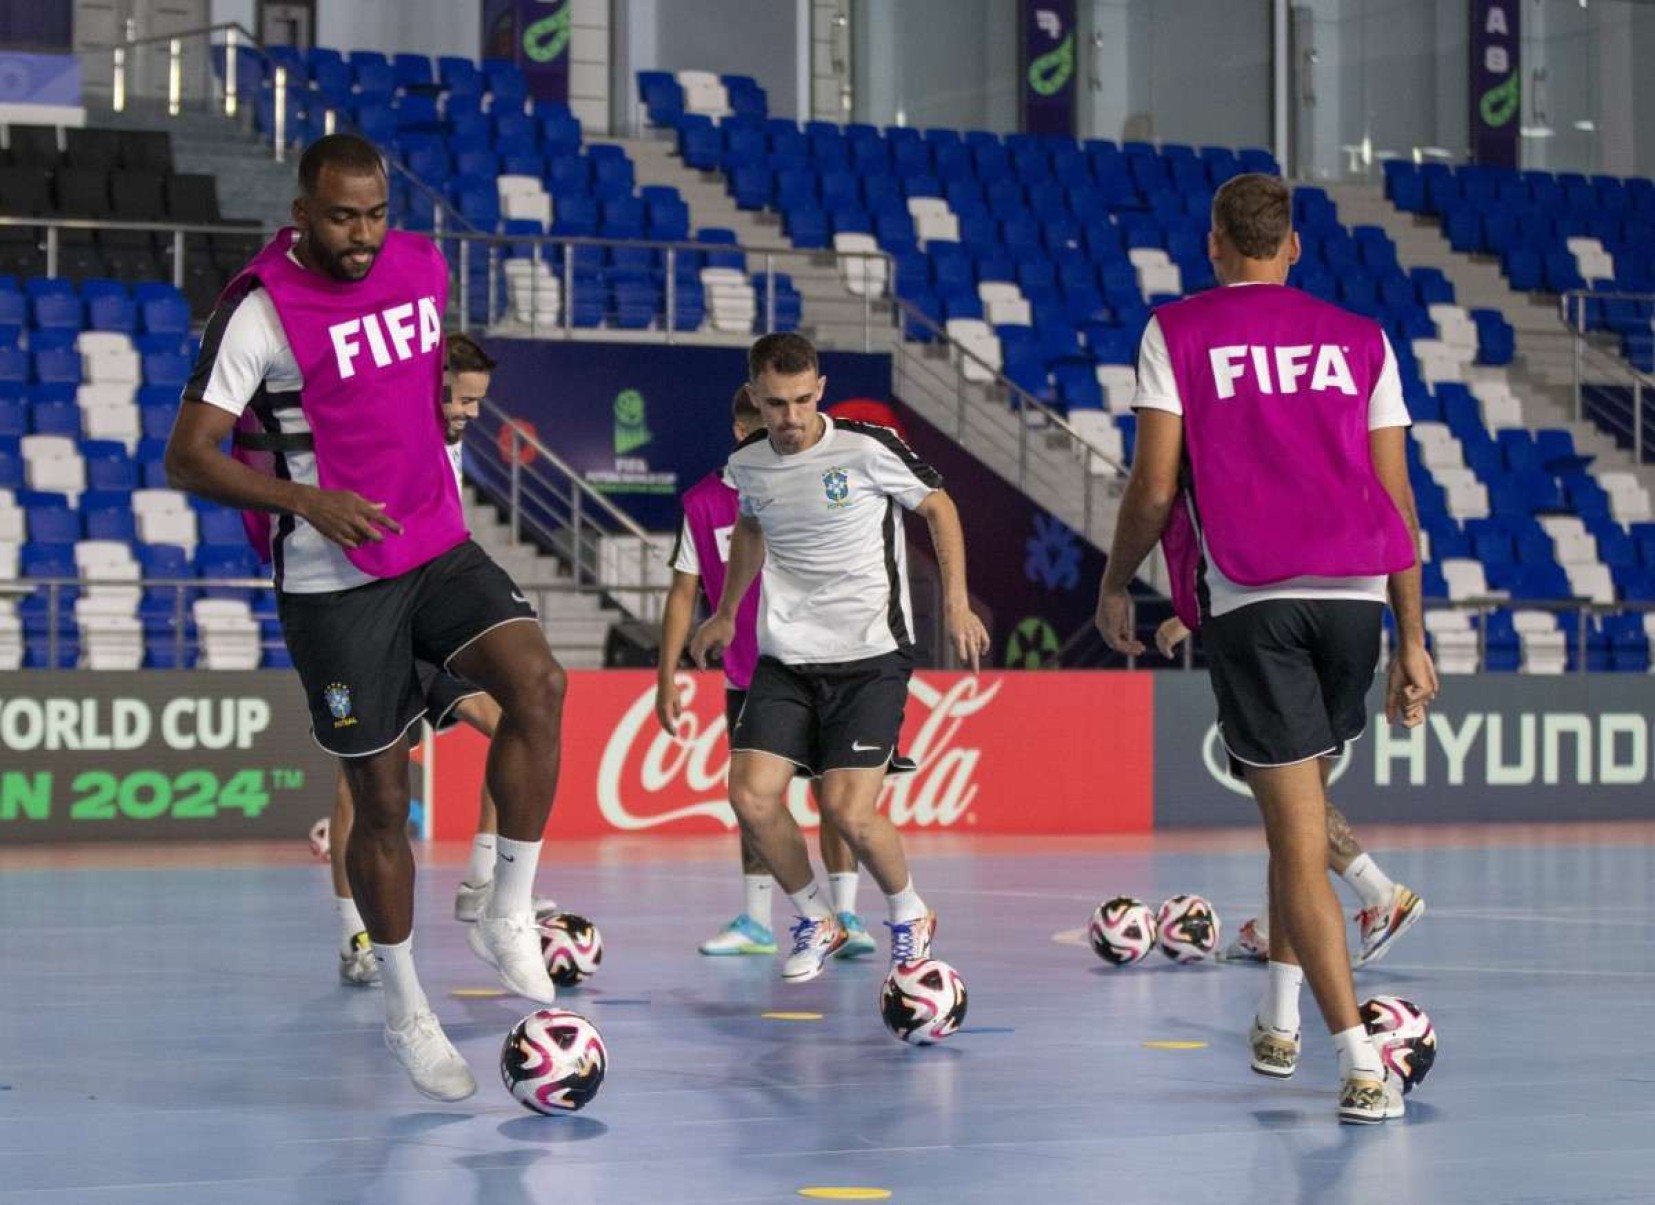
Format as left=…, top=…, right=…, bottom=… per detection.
left=835, top=418, right=943, bottom=490
left=734, top=427, right=770, bottom=451
left=182, top=274, right=261, bottom=405
left=880, top=497, right=913, bottom=649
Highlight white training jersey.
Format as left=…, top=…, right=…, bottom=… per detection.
left=187, top=274, right=373, bottom=594
left=726, top=414, right=940, bottom=665
left=447, top=441, right=464, bottom=495
left=1132, top=291, right=1412, bottom=618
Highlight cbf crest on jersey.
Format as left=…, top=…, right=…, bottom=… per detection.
left=822, top=466, right=851, bottom=509
left=324, top=682, right=357, bottom=728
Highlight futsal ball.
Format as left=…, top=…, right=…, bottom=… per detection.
left=1155, top=894, right=1221, bottom=963
left=1088, top=896, right=1158, bottom=967
left=880, top=958, right=968, bottom=1045
left=536, top=912, right=604, bottom=986
left=500, top=1009, right=608, bottom=1114
left=1360, top=996, right=1438, bottom=1094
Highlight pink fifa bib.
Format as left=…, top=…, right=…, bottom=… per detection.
left=1161, top=496, right=1202, bottom=631
left=226, top=229, right=465, bottom=578
left=680, top=470, right=760, bottom=690
left=1155, top=284, right=1415, bottom=587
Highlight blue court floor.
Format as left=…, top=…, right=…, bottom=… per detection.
left=3, top=824, right=1655, bottom=1204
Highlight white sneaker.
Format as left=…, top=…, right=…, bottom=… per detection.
left=1248, top=1018, right=1299, bottom=1079
left=1338, top=1067, right=1405, bottom=1124
left=383, top=1010, right=476, bottom=1102
left=454, top=879, right=558, bottom=923
left=468, top=911, right=558, bottom=1003
left=781, top=914, right=846, bottom=983
left=1353, top=885, right=1425, bottom=968
left=338, top=931, right=380, bottom=987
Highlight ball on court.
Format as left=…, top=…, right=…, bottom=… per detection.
left=880, top=958, right=968, bottom=1045
left=500, top=1008, right=608, bottom=1114
left=536, top=912, right=604, bottom=986
left=1360, top=995, right=1437, bottom=1094
left=1155, top=894, right=1221, bottom=962
left=1088, top=896, right=1158, bottom=966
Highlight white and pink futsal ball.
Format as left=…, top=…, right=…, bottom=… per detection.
left=1088, top=896, right=1158, bottom=967
left=1155, top=894, right=1221, bottom=963
left=500, top=1009, right=608, bottom=1114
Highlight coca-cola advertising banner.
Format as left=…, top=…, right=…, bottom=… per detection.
left=429, top=670, right=1154, bottom=840
left=1154, top=674, right=1655, bottom=826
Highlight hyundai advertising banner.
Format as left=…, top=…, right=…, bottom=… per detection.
left=477, top=339, right=894, bottom=530
left=0, top=673, right=334, bottom=845
left=1154, top=673, right=1655, bottom=826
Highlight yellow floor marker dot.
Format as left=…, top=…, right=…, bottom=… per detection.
left=1142, top=1040, right=1209, bottom=1050
left=797, top=1190, right=892, bottom=1201
left=449, top=987, right=509, bottom=999
left=762, top=1011, right=824, bottom=1021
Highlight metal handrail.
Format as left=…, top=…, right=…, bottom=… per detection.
left=886, top=296, right=1128, bottom=550
left=1559, top=289, right=1654, bottom=464
left=0, top=213, right=268, bottom=288
left=99, top=19, right=254, bottom=52
left=441, top=227, right=893, bottom=350
left=463, top=398, right=668, bottom=617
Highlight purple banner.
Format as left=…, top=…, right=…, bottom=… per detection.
left=1469, top=0, right=1520, bottom=168
left=482, top=0, right=516, bottom=60
left=515, top=0, right=571, bottom=105
left=1020, top=0, right=1077, bottom=137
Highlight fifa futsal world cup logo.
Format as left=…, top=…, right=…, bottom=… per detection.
left=596, top=676, right=1003, bottom=831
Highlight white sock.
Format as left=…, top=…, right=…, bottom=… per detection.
left=336, top=896, right=366, bottom=953
left=486, top=836, right=542, bottom=918
left=372, top=936, right=429, bottom=1029
left=464, top=834, right=497, bottom=886
left=1332, top=1024, right=1384, bottom=1080
left=828, top=871, right=859, bottom=917
left=1257, top=961, right=1303, bottom=1034
left=1342, top=854, right=1396, bottom=911
left=743, top=874, right=774, bottom=926
left=788, top=881, right=834, bottom=921
left=885, top=878, right=927, bottom=925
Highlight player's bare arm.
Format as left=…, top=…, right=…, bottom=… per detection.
left=656, top=569, right=702, bottom=733
left=690, top=514, right=765, bottom=667
left=914, top=490, right=989, bottom=672
left=1095, top=408, right=1184, bottom=655
left=164, top=399, right=402, bottom=550
left=1371, top=425, right=1437, bottom=726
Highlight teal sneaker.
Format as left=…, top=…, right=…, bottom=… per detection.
left=834, top=911, right=878, bottom=959
left=698, top=913, right=778, bottom=956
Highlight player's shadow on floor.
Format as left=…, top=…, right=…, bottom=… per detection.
left=497, top=1114, right=609, bottom=1143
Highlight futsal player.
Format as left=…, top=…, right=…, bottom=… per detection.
left=1094, top=173, right=1437, bottom=1123
left=1153, top=613, right=1425, bottom=969
left=657, top=383, right=876, bottom=959
left=689, top=333, right=990, bottom=982
left=330, top=333, right=554, bottom=988
left=165, top=135, right=566, bottom=1102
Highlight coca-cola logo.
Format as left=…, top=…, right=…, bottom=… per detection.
left=595, top=674, right=1003, bottom=831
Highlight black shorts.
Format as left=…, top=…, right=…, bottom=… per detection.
left=731, top=652, right=912, bottom=777
left=277, top=540, right=536, bottom=757
left=417, top=660, right=483, bottom=733
left=1203, top=599, right=1382, bottom=776
left=726, top=685, right=917, bottom=777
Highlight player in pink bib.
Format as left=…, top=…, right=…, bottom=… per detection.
left=166, top=135, right=568, bottom=1103
left=1094, top=173, right=1437, bottom=1125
